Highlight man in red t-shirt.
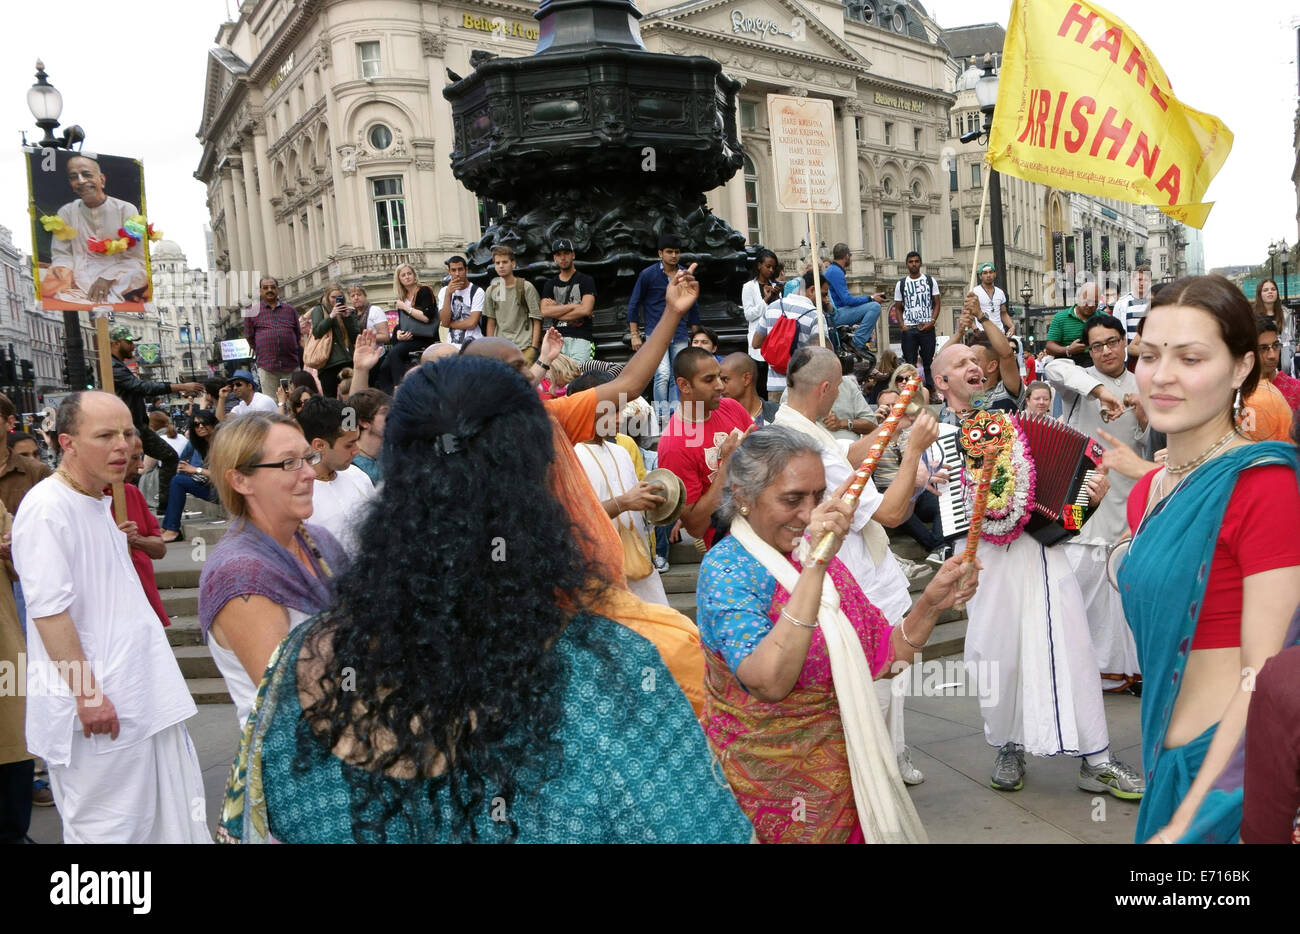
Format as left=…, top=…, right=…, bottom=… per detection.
left=658, top=347, right=753, bottom=548
left=108, top=435, right=169, bottom=627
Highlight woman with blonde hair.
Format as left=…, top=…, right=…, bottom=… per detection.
left=309, top=282, right=363, bottom=400
left=539, top=353, right=581, bottom=400
left=198, top=413, right=347, bottom=727
left=386, top=263, right=439, bottom=388
left=888, top=363, right=930, bottom=405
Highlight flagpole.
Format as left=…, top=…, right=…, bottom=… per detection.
left=958, top=157, right=993, bottom=342
left=804, top=164, right=827, bottom=348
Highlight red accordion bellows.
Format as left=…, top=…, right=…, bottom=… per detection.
left=1017, top=413, right=1089, bottom=522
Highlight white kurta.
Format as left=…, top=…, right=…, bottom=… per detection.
left=50, top=196, right=148, bottom=303
left=12, top=477, right=203, bottom=842
left=310, top=464, right=376, bottom=557
left=1042, top=358, right=1142, bottom=678
left=573, top=440, right=669, bottom=606
left=964, top=534, right=1110, bottom=757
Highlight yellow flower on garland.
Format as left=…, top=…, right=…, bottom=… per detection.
left=39, top=215, right=78, bottom=241
left=984, top=446, right=1017, bottom=514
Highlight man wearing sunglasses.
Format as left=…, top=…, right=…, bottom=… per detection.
left=1043, top=312, right=1142, bottom=696
left=215, top=369, right=279, bottom=422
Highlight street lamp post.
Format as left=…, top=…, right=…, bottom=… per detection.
left=1019, top=281, right=1033, bottom=344
left=26, top=61, right=89, bottom=391
left=1282, top=243, right=1291, bottom=312
left=972, top=55, right=1009, bottom=299
left=1269, top=241, right=1279, bottom=281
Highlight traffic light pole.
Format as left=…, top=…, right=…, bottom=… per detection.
left=63, top=311, right=88, bottom=389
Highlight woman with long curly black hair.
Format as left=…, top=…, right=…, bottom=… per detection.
left=218, top=355, right=752, bottom=843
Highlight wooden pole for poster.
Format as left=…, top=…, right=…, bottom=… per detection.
left=956, top=160, right=993, bottom=342
left=92, top=312, right=126, bottom=523
left=805, top=165, right=827, bottom=348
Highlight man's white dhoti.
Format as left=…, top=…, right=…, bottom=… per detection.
left=964, top=534, right=1110, bottom=757
left=47, top=722, right=210, bottom=844
left=1066, top=542, right=1140, bottom=685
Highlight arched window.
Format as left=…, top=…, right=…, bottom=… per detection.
left=743, top=154, right=762, bottom=246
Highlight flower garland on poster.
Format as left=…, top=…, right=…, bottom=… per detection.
left=963, top=416, right=1035, bottom=544
left=39, top=213, right=162, bottom=254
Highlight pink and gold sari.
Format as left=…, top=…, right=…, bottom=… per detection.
left=701, top=555, right=893, bottom=844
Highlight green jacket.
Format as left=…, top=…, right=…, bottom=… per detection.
left=309, top=304, right=364, bottom=370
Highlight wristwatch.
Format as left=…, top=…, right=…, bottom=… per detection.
left=538, top=360, right=551, bottom=371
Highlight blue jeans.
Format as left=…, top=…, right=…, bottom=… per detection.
left=653, top=339, right=689, bottom=425
left=831, top=301, right=882, bottom=349
left=162, top=474, right=219, bottom=533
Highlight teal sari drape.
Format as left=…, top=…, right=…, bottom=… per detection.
left=1117, top=442, right=1300, bottom=844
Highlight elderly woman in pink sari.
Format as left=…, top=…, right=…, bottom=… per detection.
left=697, top=427, right=977, bottom=843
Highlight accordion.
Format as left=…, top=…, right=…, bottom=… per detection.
left=936, top=413, right=1104, bottom=546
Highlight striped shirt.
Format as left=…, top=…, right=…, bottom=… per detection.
left=244, top=300, right=302, bottom=373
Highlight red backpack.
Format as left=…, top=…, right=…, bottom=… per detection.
left=760, top=300, right=813, bottom=375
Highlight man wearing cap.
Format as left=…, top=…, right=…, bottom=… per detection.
left=628, top=234, right=701, bottom=421
left=215, top=369, right=279, bottom=421
left=540, top=239, right=598, bottom=362
left=110, top=326, right=203, bottom=517
left=973, top=263, right=1013, bottom=335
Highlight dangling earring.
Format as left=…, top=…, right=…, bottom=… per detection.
left=1232, top=386, right=1242, bottom=424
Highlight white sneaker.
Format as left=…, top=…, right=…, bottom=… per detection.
left=653, top=555, right=669, bottom=573
left=898, top=746, right=924, bottom=785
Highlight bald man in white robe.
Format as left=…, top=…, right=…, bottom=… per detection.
left=13, top=392, right=208, bottom=843
left=44, top=155, right=148, bottom=305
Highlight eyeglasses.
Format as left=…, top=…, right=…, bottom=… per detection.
left=1087, top=337, right=1123, bottom=353
left=229, top=381, right=248, bottom=389
left=1260, top=341, right=1283, bottom=352
left=244, top=451, right=322, bottom=472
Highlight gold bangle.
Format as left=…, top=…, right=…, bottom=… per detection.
left=780, top=608, right=818, bottom=630
left=900, top=616, right=926, bottom=649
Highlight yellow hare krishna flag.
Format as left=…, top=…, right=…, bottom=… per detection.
left=988, top=0, right=1232, bottom=228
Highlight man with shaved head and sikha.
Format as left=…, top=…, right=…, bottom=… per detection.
left=11, top=392, right=208, bottom=842
left=719, top=353, right=779, bottom=427
left=43, top=154, right=149, bottom=306
left=461, top=265, right=710, bottom=713
left=930, top=296, right=1143, bottom=800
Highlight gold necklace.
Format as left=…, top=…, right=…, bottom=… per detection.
left=1154, top=427, right=1240, bottom=503
left=1164, top=427, right=1239, bottom=475
left=56, top=467, right=100, bottom=499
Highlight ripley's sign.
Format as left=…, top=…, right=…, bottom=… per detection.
left=730, top=9, right=804, bottom=41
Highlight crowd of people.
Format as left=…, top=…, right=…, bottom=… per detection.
left=2, top=251, right=1299, bottom=848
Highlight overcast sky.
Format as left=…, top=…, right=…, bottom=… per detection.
left=0, top=0, right=1296, bottom=274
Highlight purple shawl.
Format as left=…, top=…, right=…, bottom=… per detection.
left=198, top=518, right=347, bottom=640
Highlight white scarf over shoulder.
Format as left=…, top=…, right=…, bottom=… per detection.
left=729, top=517, right=927, bottom=843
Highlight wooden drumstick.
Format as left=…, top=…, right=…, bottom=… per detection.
left=809, top=375, right=922, bottom=564
left=952, top=459, right=995, bottom=612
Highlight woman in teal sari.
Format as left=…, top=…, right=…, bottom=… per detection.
left=219, top=355, right=753, bottom=843
left=1116, top=275, right=1300, bottom=844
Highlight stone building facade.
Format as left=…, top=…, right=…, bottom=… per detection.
left=197, top=0, right=966, bottom=344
